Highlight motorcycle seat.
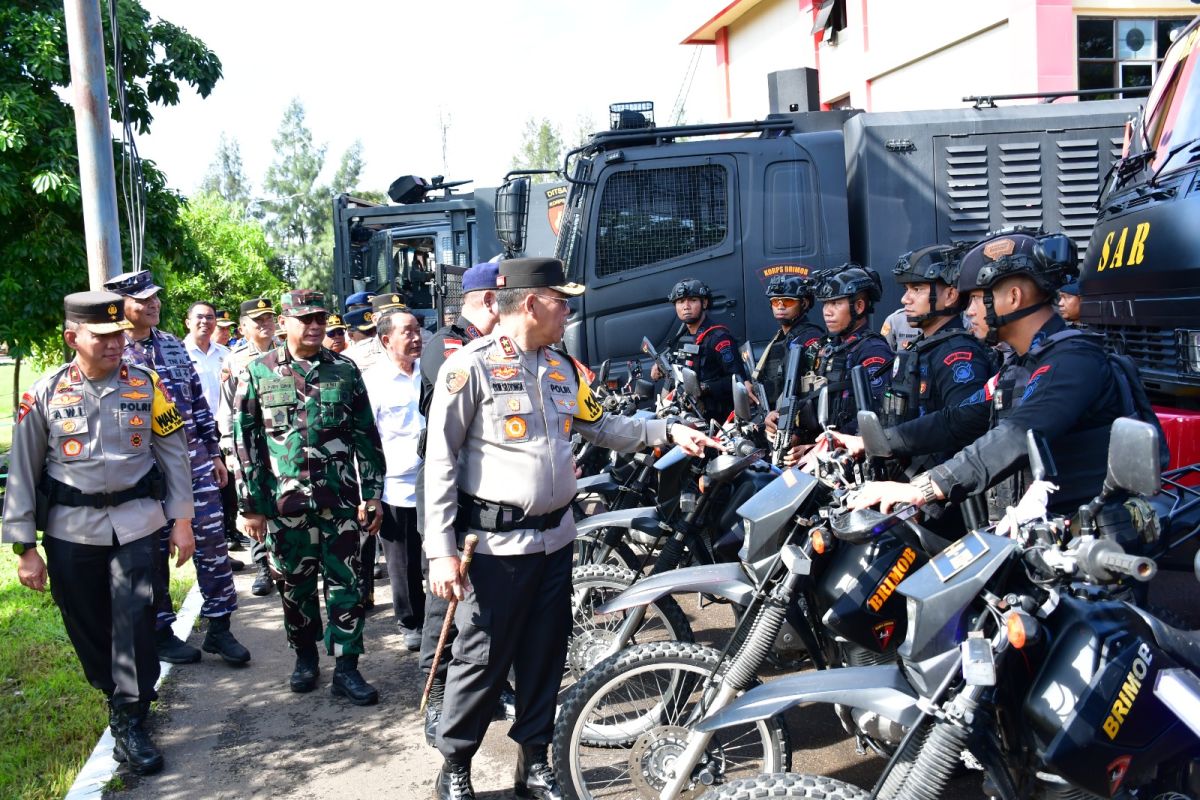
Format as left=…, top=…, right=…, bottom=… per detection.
left=1136, top=605, right=1200, bottom=673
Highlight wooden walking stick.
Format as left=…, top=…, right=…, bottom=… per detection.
left=420, top=533, right=479, bottom=713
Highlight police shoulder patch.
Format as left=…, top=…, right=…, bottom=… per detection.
left=445, top=369, right=468, bottom=395
left=16, top=391, right=35, bottom=423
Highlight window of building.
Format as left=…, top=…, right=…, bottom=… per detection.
left=595, top=165, right=728, bottom=277
left=1078, top=17, right=1192, bottom=100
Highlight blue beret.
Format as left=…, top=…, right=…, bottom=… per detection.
left=345, top=291, right=373, bottom=309
left=462, top=262, right=499, bottom=293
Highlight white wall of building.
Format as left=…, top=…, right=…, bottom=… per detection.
left=726, top=0, right=816, bottom=119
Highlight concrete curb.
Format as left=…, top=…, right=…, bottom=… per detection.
left=64, top=581, right=204, bottom=799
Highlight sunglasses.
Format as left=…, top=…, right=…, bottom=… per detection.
left=769, top=297, right=800, bottom=309
left=325, top=329, right=346, bottom=337
left=296, top=313, right=328, bottom=325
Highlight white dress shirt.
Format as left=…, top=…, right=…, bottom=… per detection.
left=363, top=357, right=424, bottom=507
left=183, top=336, right=231, bottom=412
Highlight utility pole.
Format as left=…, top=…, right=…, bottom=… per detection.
left=63, top=0, right=123, bottom=288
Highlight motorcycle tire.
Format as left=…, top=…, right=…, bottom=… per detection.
left=554, top=641, right=790, bottom=800
left=697, top=773, right=870, bottom=800
left=566, top=564, right=694, bottom=693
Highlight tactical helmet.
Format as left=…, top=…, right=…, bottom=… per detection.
left=957, top=228, right=1078, bottom=344
left=667, top=278, right=713, bottom=303
left=765, top=274, right=815, bottom=301
left=957, top=229, right=1078, bottom=295
left=815, top=264, right=882, bottom=305
left=893, top=245, right=961, bottom=285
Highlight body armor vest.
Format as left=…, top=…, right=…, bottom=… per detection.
left=812, top=330, right=889, bottom=430
left=879, top=328, right=979, bottom=428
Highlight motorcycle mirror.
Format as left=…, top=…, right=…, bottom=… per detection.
left=1104, top=417, right=1161, bottom=498
left=595, top=359, right=610, bottom=388
left=1025, top=429, right=1058, bottom=482
left=640, top=336, right=655, bottom=356
left=1194, top=549, right=1200, bottom=585
left=732, top=378, right=752, bottom=422
left=680, top=367, right=702, bottom=399
left=634, top=379, right=656, bottom=400
left=857, top=410, right=893, bottom=457
left=851, top=365, right=873, bottom=415
left=739, top=341, right=757, bottom=374
left=816, top=385, right=830, bottom=429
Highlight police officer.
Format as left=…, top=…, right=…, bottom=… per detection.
left=424, top=258, right=719, bottom=800
left=810, top=265, right=894, bottom=433
left=3, top=291, right=195, bottom=775
left=218, top=297, right=279, bottom=596
left=232, top=290, right=387, bottom=704
left=1057, top=277, right=1084, bottom=326
left=415, top=262, right=507, bottom=745
left=651, top=278, right=747, bottom=422
left=847, top=230, right=1139, bottom=520
left=105, top=270, right=249, bottom=667
left=324, top=313, right=349, bottom=353
left=752, top=274, right=824, bottom=405
left=214, top=309, right=236, bottom=347
left=833, top=245, right=991, bottom=474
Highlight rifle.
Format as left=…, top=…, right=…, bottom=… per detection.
left=772, top=346, right=803, bottom=467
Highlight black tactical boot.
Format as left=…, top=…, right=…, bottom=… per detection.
left=155, top=626, right=200, bottom=664
left=227, top=554, right=246, bottom=572
left=111, top=702, right=164, bottom=775
left=251, top=559, right=274, bottom=596
left=226, top=528, right=250, bottom=551
left=514, top=744, right=562, bottom=800
left=496, top=683, right=517, bottom=721
left=331, top=655, right=379, bottom=705
left=290, top=644, right=320, bottom=693
left=424, top=703, right=442, bottom=747
left=435, top=759, right=475, bottom=800
left=201, top=614, right=251, bottom=664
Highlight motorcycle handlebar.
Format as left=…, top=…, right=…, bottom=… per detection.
left=1097, top=551, right=1157, bottom=582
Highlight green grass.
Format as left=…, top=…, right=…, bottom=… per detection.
left=0, top=552, right=194, bottom=800
left=0, top=359, right=52, bottom=455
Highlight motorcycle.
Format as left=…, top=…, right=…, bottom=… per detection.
left=697, top=417, right=1200, bottom=800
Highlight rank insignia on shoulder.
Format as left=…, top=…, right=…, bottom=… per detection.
left=498, top=336, right=518, bottom=360
left=548, top=371, right=567, bottom=382
left=121, top=390, right=150, bottom=400
left=504, top=416, right=527, bottom=439
left=446, top=370, right=468, bottom=394
left=127, top=377, right=147, bottom=387
left=563, top=417, right=572, bottom=436
left=545, top=353, right=562, bottom=367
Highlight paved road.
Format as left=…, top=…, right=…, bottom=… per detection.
left=107, top=559, right=1200, bottom=799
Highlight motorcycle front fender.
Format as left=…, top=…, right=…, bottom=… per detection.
left=575, top=472, right=620, bottom=499
left=694, top=665, right=920, bottom=733
left=574, top=506, right=660, bottom=538
left=595, top=562, right=755, bottom=614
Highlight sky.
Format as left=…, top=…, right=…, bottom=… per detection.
left=136, top=0, right=723, bottom=199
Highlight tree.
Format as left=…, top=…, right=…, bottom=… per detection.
left=200, top=133, right=251, bottom=207
left=0, top=0, right=222, bottom=373
left=512, top=117, right=564, bottom=182
left=261, top=99, right=328, bottom=289
left=163, top=192, right=286, bottom=326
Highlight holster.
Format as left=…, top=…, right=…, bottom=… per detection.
left=34, top=472, right=50, bottom=531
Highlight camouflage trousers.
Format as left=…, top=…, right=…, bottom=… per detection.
left=267, top=508, right=366, bottom=656
left=154, top=466, right=238, bottom=627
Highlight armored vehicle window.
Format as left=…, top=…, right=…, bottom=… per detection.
left=595, top=165, right=728, bottom=276
left=764, top=161, right=809, bottom=254
left=1144, top=23, right=1200, bottom=168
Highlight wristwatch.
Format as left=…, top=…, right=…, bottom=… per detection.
left=365, top=503, right=379, bottom=513
left=12, top=542, right=36, bottom=556
left=912, top=474, right=940, bottom=506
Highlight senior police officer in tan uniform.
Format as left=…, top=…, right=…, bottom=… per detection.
left=423, top=258, right=719, bottom=800
left=3, top=291, right=195, bottom=775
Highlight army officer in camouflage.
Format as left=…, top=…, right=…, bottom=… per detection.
left=424, top=258, right=720, bottom=800
left=232, top=290, right=387, bottom=705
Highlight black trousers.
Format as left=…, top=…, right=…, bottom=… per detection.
left=44, top=534, right=160, bottom=708
left=437, top=546, right=572, bottom=761
left=218, top=453, right=237, bottom=541
left=380, top=504, right=426, bottom=629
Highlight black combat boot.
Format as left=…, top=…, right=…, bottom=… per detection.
left=435, top=759, right=475, bottom=800
left=226, top=528, right=250, bottom=551
left=331, top=654, right=379, bottom=705
left=111, top=702, right=164, bottom=775
left=514, top=744, right=562, bottom=800
left=251, top=558, right=274, bottom=596
left=155, top=626, right=201, bottom=664
left=227, top=554, right=246, bottom=572
left=496, top=683, right=517, bottom=721
left=201, top=614, right=251, bottom=664
left=290, top=644, right=320, bottom=693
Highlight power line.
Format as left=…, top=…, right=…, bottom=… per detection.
left=670, top=45, right=703, bottom=126
left=106, top=0, right=147, bottom=274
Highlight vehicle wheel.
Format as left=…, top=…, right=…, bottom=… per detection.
left=554, top=641, right=790, bottom=800
left=566, top=565, right=693, bottom=693
left=698, top=773, right=870, bottom=800
left=574, top=531, right=643, bottom=571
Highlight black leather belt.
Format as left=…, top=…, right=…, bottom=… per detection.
left=48, top=467, right=163, bottom=509
left=456, top=492, right=570, bottom=533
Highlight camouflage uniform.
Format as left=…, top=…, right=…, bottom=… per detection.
left=232, top=341, right=385, bottom=655
left=122, top=327, right=238, bottom=625
left=219, top=337, right=275, bottom=568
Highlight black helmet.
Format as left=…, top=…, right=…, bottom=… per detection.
left=893, top=245, right=961, bottom=285
left=815, top=264, right=882, bottom=305
left=957, top=229, right=1078, bottom=295
left=765, top=274, right=815, bottom=301
left=667, top=278, right=712, bottom=303
left=957, top=228, right=1078, bottom=344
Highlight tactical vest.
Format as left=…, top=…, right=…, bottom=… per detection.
left=879, top=328, right=979, bottom=428
left=812, top=330, right=889, bottom=430
left=669, top=323, right=730, bottom=371
left=755, top=325, right=820, bottom=405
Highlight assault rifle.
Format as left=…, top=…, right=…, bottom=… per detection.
left=772, top=346, right=803, bottom=467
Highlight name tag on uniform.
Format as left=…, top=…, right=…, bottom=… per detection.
left=320, top=382, right=347, bottom=404
left=260, top=376, right=295, bottom=408
left=682, top=344, right=700, bottom=354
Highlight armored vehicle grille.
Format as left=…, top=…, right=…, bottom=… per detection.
left=1095, top=323, right=1179, bottom=372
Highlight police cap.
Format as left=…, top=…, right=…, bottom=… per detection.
left=371, top=292, right=407, bottom=314
left=496, top=257, right=584, bottom=296
left=240, top=297, right=275, bottom=319
left=103, top=270, right=162, bottom=299
left=344, top=307, right=376, bottom=332
left=65, top=291, right=132, bottom=334
left=215, top=309, right=236, bottom=327
left=345, top=291, right=374, bottom=311
left=326, top=313, right=348, bottom=332
left=462, top=262, right=499, bottom=293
